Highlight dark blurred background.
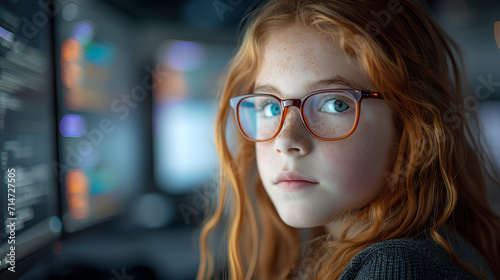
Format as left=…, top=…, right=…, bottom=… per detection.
left=0, top=0, right=498, bottom=279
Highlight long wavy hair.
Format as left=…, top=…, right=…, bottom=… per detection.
left=197, top=0, right=500, bottom=279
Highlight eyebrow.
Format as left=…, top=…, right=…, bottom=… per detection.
left=253, top=76, right=366, bottom=95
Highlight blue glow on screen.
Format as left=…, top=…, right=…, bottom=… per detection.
left=60, top=114, right=86, bottom=137
left=86, top=43, right=115, bottom=66
left=155, top=100, right=218, bottom=194
left=0, top=26, right=13, bottom=42
left=72, top=20, right=95, bottom=47
left=478, top=102, right=500, bottom=168
left=167, top=41, right=205, bottom=71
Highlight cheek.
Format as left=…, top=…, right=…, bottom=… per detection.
left=256, top=142, right=273, bottom=175
left=318, top=141, right=370, bottom=188
left=318, top=123, right=394, bottom=196
left=255, top=143, right=267, bottom=163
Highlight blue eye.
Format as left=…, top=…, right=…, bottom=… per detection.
left=321, top=99, right=350, bottom=113
left=263, top=103, right=281, bottom=117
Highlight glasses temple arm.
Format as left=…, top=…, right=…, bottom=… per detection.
left=361, top=91, right=383, bottom=99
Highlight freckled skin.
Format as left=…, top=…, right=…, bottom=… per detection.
left=255, top=25, right=396, bottom=231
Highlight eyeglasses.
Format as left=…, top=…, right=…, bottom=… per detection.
left=229, top=89, right=383, bottom=142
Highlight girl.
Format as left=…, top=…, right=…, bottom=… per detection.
left=198, top=0, right=500, bottom=279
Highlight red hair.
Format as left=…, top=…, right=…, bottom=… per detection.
left=198, top=0, right=500, bottom=279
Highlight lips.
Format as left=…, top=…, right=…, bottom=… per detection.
left=273, top=171, right=319, bottom=191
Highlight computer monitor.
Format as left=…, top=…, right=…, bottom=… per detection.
left=0, top=0, right=61, bottom=275
left=54, top=0, right=149, bottom=233
left=152, top=39, right=233, bottom=195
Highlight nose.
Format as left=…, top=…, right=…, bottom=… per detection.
left=274, top=107, right=312, bottom=156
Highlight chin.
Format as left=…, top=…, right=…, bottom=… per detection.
left=275, top=205, right=327, bottom=228
left=280, top=217, right=316, bottom=228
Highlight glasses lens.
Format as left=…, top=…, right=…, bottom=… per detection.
left=237, top=95, right=282, bottom=140
left=303, top=91, right=357, bottom=139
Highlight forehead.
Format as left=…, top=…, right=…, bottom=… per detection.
left=255, top=25, right=374, bottom=97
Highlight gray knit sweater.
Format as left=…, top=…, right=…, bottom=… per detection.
left=339, top=231, right=494, bottom=279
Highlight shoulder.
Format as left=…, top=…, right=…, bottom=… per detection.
left=339, top=238, right=481, bottom=280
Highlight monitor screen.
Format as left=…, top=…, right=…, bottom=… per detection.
left=54, top=1, right=148, bottom=233
left=0, top=0, right=61, bottom=273
left=477, top=101, right=500, bottom=169
left=152, top=40, right=233, bottom=195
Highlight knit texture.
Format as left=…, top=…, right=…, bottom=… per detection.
left=338, top=232, right=494, bottom=280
